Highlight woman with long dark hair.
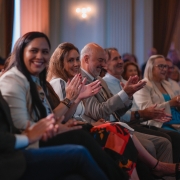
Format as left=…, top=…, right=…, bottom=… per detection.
left=0, top=32, right=180, bottom=180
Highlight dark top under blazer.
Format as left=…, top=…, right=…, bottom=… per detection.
left=0, top=92, right=26, bottom=180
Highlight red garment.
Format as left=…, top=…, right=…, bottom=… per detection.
left=90, top=123, right=138, bottom=175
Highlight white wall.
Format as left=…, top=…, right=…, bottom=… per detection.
left=134, top=0, right=153, bottom=66
left=49, top=0, right=153, bottom=66
left=106, top=0, right=132, bottom=53
left=59, top=0, right=106, bottom=51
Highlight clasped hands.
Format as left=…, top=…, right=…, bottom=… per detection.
left=142, top=104, right=172, bottom=123
left=65, top=74, right=101, bottom=103
left=23, top=114, right=85, bottom=145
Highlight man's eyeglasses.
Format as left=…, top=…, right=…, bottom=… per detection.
left=154, top=64, right=168, bottom=70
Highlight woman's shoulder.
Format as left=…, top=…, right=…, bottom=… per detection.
left=143, top=78, right=153, bottom=88
left=0, top=66, right=27, bottom=81
left=49, top=77, right=66, bottom=87
left=0, top=66, right=29, bottom=88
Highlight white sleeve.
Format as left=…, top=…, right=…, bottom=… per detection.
left=0, top=73, right=35, bottom=130
left=49, top=78, right=67, bottom=101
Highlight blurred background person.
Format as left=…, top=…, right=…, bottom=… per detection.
left=122, top=61, right=142, bottom=80
left=167, top=49, right=180, bottom=69
left=170, top=65, right=180, bottom=85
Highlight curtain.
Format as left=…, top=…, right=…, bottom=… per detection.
left=20, top=0, right=49, bottom=37
left=0, top=0, right=14, bottom=59
left=153, top=0, right=180, bottom=57
left=172, top=11, right=180, bottom=52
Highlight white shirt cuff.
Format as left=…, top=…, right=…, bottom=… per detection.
left=15, top=134, right=29, bottom=149
left=117, top=90, right=132, bottom=106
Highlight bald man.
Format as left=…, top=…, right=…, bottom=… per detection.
left=80, top=43, right=173, bottom=162
left=81, top=43, right=146, bottom=123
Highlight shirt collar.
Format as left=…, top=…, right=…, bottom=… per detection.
left=104, top=73, right=122, bottom=83
left=81, top=68, right=95, bottom=81
left=31, top=75, right=40, bottom=85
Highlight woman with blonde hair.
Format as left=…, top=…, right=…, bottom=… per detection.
left=134, top=55, right=180, bottom=131
left=134, top=55, right=180, bottom=163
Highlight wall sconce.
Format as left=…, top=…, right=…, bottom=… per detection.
left=76, top=7, right=91, bottom=18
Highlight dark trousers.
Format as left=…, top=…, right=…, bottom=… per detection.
left=21, top=144, right=108, bottom=180
left=40, top=129, right=129, bottom=180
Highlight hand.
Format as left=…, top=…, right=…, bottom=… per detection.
left=76, top=79, right=102, bottom=102
left=141, top=104, right=172, bottom=122
left=121, top=76, right=146, bottom=97
left=130, top=75, right=139, bottom=84
left=23, top=114, right=56, bottom=144
left=169, top=96, right=180, bottom=107
left=65, top=74, right=83, bottom=102
left=55, top=117, right=83, bottom=134
left=92, top=119, right=106, bottom=126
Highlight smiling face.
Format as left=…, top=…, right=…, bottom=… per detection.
left=23, top=37, right=50, bottom=76
left=152, top=58, right=167, bottom=82
left=125, top=64, right=138, bottom=79
left=63, top=49, right=80, bottom=79
left=105, top=50, right=124, bottom=79
left=87, top=49, right=106, bottom=78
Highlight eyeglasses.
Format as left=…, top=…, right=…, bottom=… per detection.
left=154, top=64, right=168, bottom=70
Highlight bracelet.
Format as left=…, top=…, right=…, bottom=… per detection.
left=61, top=98, right=72, bottom=108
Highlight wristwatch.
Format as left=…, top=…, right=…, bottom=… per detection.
left=61, top=98, right=72, bottom=108
left=134, top=111, right=141, bottom=120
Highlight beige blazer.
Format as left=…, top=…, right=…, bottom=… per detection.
left=0, top=66, right=35, bottom=130
left=133, top=78, right=176, bottom=128
left=81, top=70, right=131, bottom=123
left=168, top=78, right=180, bottom=96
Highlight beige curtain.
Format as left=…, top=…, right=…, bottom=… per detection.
left=20, top=0, right=49, bottom=37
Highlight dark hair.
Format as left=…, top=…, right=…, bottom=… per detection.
left=47, top=42, right=79, bottom=82
left=0, top=57, right=5, bottom=65
left=165, top=57, right=172, bottom=62
left=5, top=31, right=51, bottom=120
left=104, top=47, right=118, bottom=61
left=122, top=61, right=141, bottom=80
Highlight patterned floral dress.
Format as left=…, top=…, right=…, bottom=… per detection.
left=90, top=122, right=138, bottom=176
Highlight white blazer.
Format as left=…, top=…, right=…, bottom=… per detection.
left=133, top=78, right=176, bottom=128
left=168, top=78, right=180, bottom=96
left=0, top=66, right=36, bottom=130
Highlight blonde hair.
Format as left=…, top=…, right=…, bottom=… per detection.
left=47, top=42, right=79, bottom=82
left=144, top=55, right=165, bottom=80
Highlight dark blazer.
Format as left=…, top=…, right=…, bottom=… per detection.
left=0, top=92, right=26, bottom=180
left=81, top=70, right=131, bottom=123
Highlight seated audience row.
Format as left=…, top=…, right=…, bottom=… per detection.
left=0, top=32, right=180, bottom=180
left=103, top=48, right=180, bottom=165
left=0, top=100, right=108, bottom=180
left=47, top=43, right=174, bottom=180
